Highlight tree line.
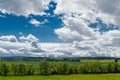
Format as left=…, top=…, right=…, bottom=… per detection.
left=0, top=61, right=120, bottom=76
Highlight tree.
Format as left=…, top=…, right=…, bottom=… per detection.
left=57, top=62, right=71, bottom=75
left=39, top=60, right=52, bottom=75
left=0, top=63, right=9, bottom=76
left=10, top=64, right=18, bottom=76
left=26, top=65, right=34, bottom=75
left=16, top=63, right=26, bottom=75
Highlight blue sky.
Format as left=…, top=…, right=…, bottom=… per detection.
left=0, top=1, right=64, bottom=42
left=0, top=0, right=120, bottom=57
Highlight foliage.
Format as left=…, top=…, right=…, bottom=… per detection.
left=0, top=63, right=9, bottom=76
left=0, top=60, right=120, bottom=76
left=38, top=60, right=52, bottom=75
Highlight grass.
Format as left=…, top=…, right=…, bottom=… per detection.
left=80, top=59, right=117, bottom=63
left=1, top=59, right=118, bottom=64
left=0, top=74, right=120, bottom=80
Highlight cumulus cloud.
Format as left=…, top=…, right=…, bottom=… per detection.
left=54, top=31, right=120, bottom=57
left=95, top=0, right=120, bottom=26
left=29, top=19, right=48, bottom=27
left=29, top=19, right=41, bottom=27
left=0, top=35, right=17, bottom=42
left=54, top=0, right=94, bottom=15
left=0, top=34, right=120, bottom=57
left=19, top=34, right=39, bottom=42
left=99, top=30, right=120, bottom=47
left=0, top=0, right=120, bottom=28
left=0, top=0, right=50, bottom=16
left=54, top=0, right=120, bottom=57
left=55, top=16, right=98, bottom=41
left=0, top=34, right=43, bottom=57
left=40, top=41, right=120, bottom=57
left=0, top=48, right=9, bottom=54
left=54, top=0, right=120, bottom=27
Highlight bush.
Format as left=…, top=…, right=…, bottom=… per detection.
left=108, top=62, right=117, bottom=73
left=25, top=65, right=34, bottom=75
left=0, top=63, right=9, bottom=76
left=16, top=63, right=26, bottom=76
left=57, top=62, right=71, bottom=75
left=71, top=65, right=83, bottom=74
left=99, top=64, right=109, bottom=73
left=10, top=64, right=17, bottom=76
left=39, top=60, right=52, bottom=75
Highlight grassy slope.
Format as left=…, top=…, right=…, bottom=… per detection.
left=0, top=74, right=120, bottom=80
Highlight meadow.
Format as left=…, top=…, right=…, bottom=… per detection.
left=0, top=59, right=118, bottom=65
left=0, top=74, right=120, bottom=80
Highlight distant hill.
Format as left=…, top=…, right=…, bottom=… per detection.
left=0, top=56, right=120, bottom=61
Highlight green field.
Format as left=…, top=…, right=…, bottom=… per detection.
left=0, top=74, right=120, bottom=80
left=0, top=59, right=119, bottom=65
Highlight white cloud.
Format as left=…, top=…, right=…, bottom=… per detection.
left=40, top=41, right=120, bottom=57
left=0, top=0, right=50, bottom=16
left=55, top=16, right=98, bottom=41
left=0, top=48, right=9, bottom=54
left=19, top=34, right=39, bottom=42
left=0, top=35, right=17, bottom=42
left=29, top=19, right=48, bottom=27
left=96, top=0, right=119, bottom=15
left=29, top=19, right=41, bottom=27
left=98, top=30, right=120, bottom=47
left=53, top=0, right=120, bottom=57
left=54, top=0, right=120, bottom=27
left=0, top=34, right=43, bottom=57
left=0, top=34, right=120, bottom=57
left=54, top=0, right=99, bottom=42
left=95, top=0, right=120, bottom=26
left=54, top=0, right=94, bottom=15
left=0, top=0, right=120, bottom=28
